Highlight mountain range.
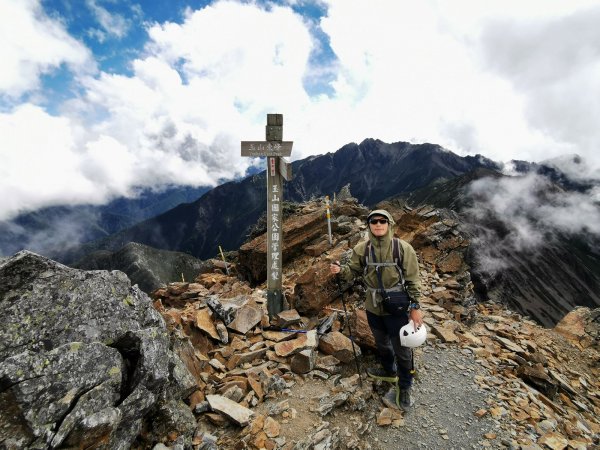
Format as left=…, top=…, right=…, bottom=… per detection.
left=57, top=139, right=499, bottom=264
left=2, top=138, right=598, bottom=327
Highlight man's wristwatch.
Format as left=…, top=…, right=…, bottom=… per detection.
left=409, top=303, right=421, bottom=311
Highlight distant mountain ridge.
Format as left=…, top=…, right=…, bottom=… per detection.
left=72, top=242, right=212, bottom=293
left=61, top=139, right=500, bottom=263
left=286, top=139, right=499, bottom=205
left=509, top=156, right=597, bottom=193
left=0, top=185, right=210, bottom=258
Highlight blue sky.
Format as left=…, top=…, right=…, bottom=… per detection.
left=1, top=0, right=600, bottom=220
left=38, top=0, right=335, bottom=101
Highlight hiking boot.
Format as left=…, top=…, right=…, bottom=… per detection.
left=382, top=387, right=399, bottom=409
left=367, top=367, right=398, bottom=383
left=397, top=387, right=414, bottom=411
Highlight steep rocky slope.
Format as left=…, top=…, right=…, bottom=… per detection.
left=393, top=169, right=600, bottom=327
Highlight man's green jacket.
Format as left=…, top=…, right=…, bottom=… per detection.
left=339, top=209, right=421, bottom=316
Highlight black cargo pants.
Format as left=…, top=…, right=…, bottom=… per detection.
left=366, top=310, right=413, bottom=389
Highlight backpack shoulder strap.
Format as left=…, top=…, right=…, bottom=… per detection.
left=393, top=238, right=405, bottom=284
left=392, top=237, right=404, bottom=268
left=362, top=241, right=372, bottom=272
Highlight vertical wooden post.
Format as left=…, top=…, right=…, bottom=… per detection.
left=266, top=114, right=284, bottom=317
left=241, top=114, right=293, bottom=319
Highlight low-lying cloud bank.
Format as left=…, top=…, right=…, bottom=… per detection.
left=464, top=168, right=600, bottom=274
left=0, top=208, right=102, bottom=258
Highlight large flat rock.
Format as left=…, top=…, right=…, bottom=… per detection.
left=206, top=394, right=254, bottom=426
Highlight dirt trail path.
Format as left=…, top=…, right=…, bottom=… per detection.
left=368, top=344, right=511, bottom=449
left=246, top=343, right=513, bottom=450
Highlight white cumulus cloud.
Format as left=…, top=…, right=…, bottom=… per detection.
left=0, top=0, right=93, bottom=98
left=0, top=104, right=97, bottom=216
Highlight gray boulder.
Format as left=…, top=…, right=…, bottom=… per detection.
left=0, top=251, right=196, bottom=449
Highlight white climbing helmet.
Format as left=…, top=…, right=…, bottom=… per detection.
left=399, top=320, right=427, bottom=348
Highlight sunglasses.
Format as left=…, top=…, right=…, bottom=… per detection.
left=369, top=218, right=388, bottom=225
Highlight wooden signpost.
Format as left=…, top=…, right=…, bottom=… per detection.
left=241, top=114, right=293, bottom=317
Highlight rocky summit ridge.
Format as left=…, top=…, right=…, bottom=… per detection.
left=1, top=197, right=599, bottom=449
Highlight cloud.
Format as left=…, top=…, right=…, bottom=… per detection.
left=0, top=1, right=315, bottom=219
left=0, top=104, right=102, bottom=218
left=74, top=1, right=315, bottom=182
left=477, top=3, right=600, bottom=167
left=0, top=0, right=92, bottom=98
left=86, top=0, right=130, bottom=40
left=2, top=0, right=600, bottom=222
left=540, top=154, right=600, bottom=181
left=146, top=1, right=313, bottom=116
left=0, top=208, right=102, bottom=257
left=464, top=171, right=600, bottom=273
left=314, top=0, right=600, bottom=168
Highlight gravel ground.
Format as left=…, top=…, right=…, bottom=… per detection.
left=367, top=343, right=512, bottom=450
left=218, top=343, right=515, bottom=450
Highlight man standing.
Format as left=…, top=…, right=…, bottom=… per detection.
left=330, top=209, right=423, bottom=410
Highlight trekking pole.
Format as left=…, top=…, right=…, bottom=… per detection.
left=335, top=271, right=363, bottom=387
